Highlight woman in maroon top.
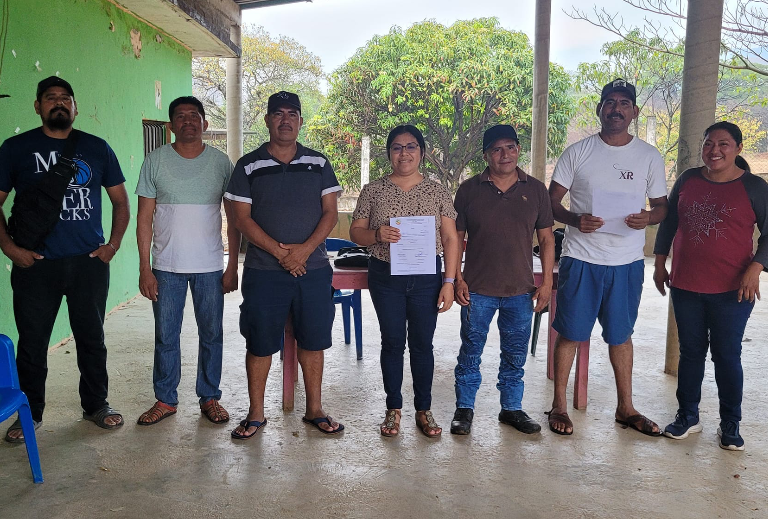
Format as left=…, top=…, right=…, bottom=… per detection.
left=654, top=121, right=768, bottom=451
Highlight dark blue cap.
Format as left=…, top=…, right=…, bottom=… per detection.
left=267, top=91, right=301, bottom=114
left=483, top=124, right=519, bottom=152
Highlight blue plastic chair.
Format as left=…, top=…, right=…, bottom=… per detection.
left=0, top=334, right=43, bottom=483
left=326, top=238, right=364, bottom=360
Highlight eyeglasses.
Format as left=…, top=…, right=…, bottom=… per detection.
left=390, top=143, right=420, bottom=154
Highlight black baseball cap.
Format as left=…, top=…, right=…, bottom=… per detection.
left=482, top=124, right=519, bottom=152
left=600, top=78, right=636, bottom=104
left=267, top=91, right=301, bottom=114
left=36, top=76, right=75, bottom=100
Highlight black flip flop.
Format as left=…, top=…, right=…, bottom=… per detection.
left=302, top=415, right=344, bottom=435
left=231, top=418, right=267, bottom=440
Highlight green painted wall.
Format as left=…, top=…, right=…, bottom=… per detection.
left=0, top=0, right=192, bottom=345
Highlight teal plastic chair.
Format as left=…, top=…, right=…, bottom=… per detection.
left=0, top=334, right=43, bottom=483
left=326, top=238, right=363, bottom=360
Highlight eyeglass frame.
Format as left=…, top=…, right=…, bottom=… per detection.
left=389, top=143, right=421, bottom=154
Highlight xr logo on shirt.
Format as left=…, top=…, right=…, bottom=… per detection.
left=613, top=164, right=634, bottom=180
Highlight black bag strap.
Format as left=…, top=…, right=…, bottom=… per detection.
left=61, top=129, right=81, bottom=161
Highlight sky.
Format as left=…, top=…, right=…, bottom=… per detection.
left=242, top=0, right=674, bottom=77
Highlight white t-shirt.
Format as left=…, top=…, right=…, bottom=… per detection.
left=136, top=144, right=234, bottom=273
left=552, top=134, right=667, bottom=266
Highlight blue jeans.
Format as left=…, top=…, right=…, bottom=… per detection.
left=455, top=292, right=533, bottom=411
left=671, top=288, right=754, bottom=423
left=152, top=270, right=224, bottom=406
left=368, top=256, right=442, bottom=410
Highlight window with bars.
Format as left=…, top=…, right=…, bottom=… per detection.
left=142, top=120, right=169, bottom=156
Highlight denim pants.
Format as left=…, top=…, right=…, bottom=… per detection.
left=368, top=256, right=442, bottom=410
left=11, top=254, right=111, bottom=421
left=455, top=292, right=533, bottom=411
left=671, top=287, right=754, bottom=423
left=152, top=269, right=224, bottom=406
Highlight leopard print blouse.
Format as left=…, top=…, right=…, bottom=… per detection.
left=352, top=175, right=457, bottom=262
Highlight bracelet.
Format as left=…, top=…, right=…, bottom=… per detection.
left=107, top=242, right=117, bottom=252
left=374, top=228, right=381, bottom=244
left=443, top=277, right=455, bottom=284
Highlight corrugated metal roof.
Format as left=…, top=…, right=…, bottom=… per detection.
left=234, top=0, right=311, bottom=10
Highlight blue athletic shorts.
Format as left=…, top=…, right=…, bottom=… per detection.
left=239, top=265, right=335, bottom=357
left=552, top=257, right=644, bottom=345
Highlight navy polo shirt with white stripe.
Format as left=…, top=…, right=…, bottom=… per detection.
left=225, top=142, right=342, bottom=271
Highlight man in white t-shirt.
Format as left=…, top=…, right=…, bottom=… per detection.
left=135, top=96, right=240, bottom=426
left=547, top=79, right=668, bottom=436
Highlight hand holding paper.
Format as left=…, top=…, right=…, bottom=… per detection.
left=591, top=188, right=645, bottom=236
left=389, top=216, right=436, bottom=275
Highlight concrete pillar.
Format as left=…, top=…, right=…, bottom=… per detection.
left=226, top=22, right=243, bottom=165
left=646, top=115, right=657, bottom=147
left=361, top=135, right=371, bottom=186
left=664, top=0, right=724, bottom=375
left=530, top=0, right=551, bottom=183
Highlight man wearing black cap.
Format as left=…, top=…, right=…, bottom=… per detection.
left=225, top=91, right=344, bottom=438
left=450, top=124, right=555, bottom=435
left=547, top=78, right=668, bottom=436
left=0, top=76, right=130, bottom=442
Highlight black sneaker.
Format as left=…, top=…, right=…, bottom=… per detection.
left=499, top=409, right=541, bottom=434
left=450, top=408, right=474, bottom=435
left=718, top=421, right=745, bottom=451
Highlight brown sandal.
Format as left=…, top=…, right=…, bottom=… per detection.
left=137, top=401, right=177, bottom=426
left=201, top=399, right=230, bottom=424
left=415, top=410, right=442, bottom=438
left=380, top=409, right=401, bottom=437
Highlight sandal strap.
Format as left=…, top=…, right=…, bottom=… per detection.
left=416, top=410, right=441, bottom=434
left=383, top=409, right=401, bottom=428
left=139, top=401, right=176, bottom=423
left=201, top=400, right=229, bottom=422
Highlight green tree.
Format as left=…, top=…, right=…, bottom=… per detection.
left=569, top=1, right=768, bottom=77
left=574, top=31, right=766, bottom=169
left=192, top=25, right=324, bottom=152
left=307, top=18, right=572, bottom=191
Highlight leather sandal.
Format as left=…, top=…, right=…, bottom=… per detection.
left=200, top=399, right=230, bottom=424
left=415, top=410, right=442, bottom=438
left=380, top=409, right=401, bottom=437
left=137, top=401, right=177, bottom=426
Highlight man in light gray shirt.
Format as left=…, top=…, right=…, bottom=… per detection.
left=135, top=96, right=240, bottom=426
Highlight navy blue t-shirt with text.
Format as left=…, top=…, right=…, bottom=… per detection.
left=0, top=128, right=125, bottom=259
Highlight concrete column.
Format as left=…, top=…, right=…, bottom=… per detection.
left=664, top=0, right=724, bottom=375
left=530, top=0, right=551, bottom=183
left=361, top=135, right=371, bottom=186
left=646, top=115, right=657, bottom=147
left=226, top=22, right=243, bottom=165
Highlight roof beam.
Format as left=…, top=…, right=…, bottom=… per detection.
left=237, top=0, right=311, bottom=10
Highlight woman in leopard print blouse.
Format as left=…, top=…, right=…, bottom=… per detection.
left=350, top=125, right=460, bottom=438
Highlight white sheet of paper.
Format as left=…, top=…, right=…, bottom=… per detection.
left=389, top=216, right=436, bottom=275
left=591, top=189, right=645, bottom=236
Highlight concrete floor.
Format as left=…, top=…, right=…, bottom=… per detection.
left=2, top=259, right=767, bottom=519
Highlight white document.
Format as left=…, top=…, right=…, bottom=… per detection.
left=591, top=189, right=645, bottom=236
left=389, top=216, right=436, bottom=275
